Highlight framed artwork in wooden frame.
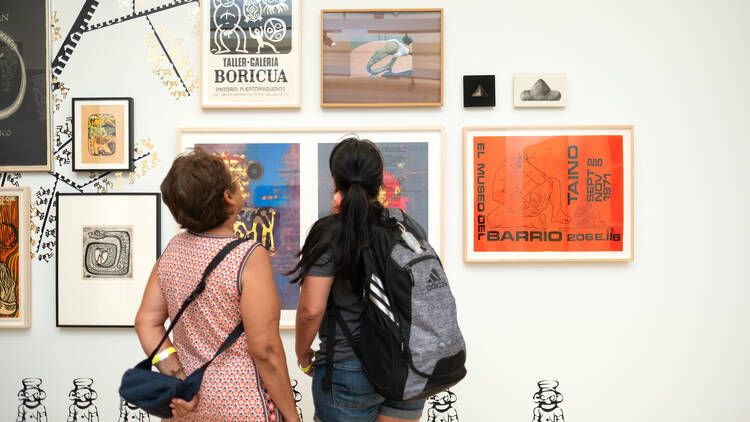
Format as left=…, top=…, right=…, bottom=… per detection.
left=56, top=193, right=161, bottom=327
left=0, top=0, right=52, bottom=171
left=464, top=126, right=634, bottom=262
left=179, top=126, right=444, bottom=328
left=201, top=0, right=302, bottom=108
left=513, top=73, right=568, bottom=108
left=72, top=98, right=134, bottom=172
left=321, top=9, right=443, bottom=107
left=0, top=187, right=31, bottom=328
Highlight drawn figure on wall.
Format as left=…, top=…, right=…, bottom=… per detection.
left=291, top=379, right=303, bottom=420
left=532, top=380, right=565, bottom=422
left=365, top=34, right=413, bottom=78
left=87, top=114, right=117, bottom=156
left=211, top=0, right=293, bottom=55
left=487, top=152, right=569, bottom=231
left=213, top=0, right=248, bottom=54
left=0, top=195, right=20, bottom=317
left=82, top=226, right=133, bottom=279
left=67, top=378, right=99, bottom=422
left=426, top=390, right=459, bottom=422
left=118, top=398, right=149, bottom=422
left=16, top=378, right=47, bottom=422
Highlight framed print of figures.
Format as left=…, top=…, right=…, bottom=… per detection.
left=513, top=73, right=567, bottom=108
left=201, top=0, right=301, bottom=108
left=179, top=127, right=444, bottom=328
left=0, top=187, right=30, bottom=328
left=56, top=193, right=161, bottom=327
left=464, top=126, right=633, bottom=262
left=72, top=98, right=134, bottom=172
left=0, top=0, right=51, bottom=171
left=321, top=9, right=443, bottom=107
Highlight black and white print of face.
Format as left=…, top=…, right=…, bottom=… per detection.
left=82, top=226, right=133, bottom=279
left=426, top=390, right=459, bottom=422
left=16, top=378, right=48, bottom=422
left=532, top=380, right=565, bottom=422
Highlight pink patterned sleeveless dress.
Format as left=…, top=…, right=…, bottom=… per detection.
left=158, top=232, right=281, bottom=421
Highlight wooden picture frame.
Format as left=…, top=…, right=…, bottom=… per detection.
left=72, top=97, right=135, bottom=172
left=200, top=0, right=302, bottom=109
left=179, top=127, right=445, bottom=328
left=464, top=126, right=634, bottom=262
left=0, top=0, right=52, bottom=171
left=56, top=193, right=161, bottom=327
left=0, top=187, right=31, bottom=328
left=321, top=9, right=444, bottom=108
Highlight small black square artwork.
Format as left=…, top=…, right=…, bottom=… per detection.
left=463, top=75, right=495, bottom=107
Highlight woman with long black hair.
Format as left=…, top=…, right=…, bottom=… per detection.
left=291, top=137, right=426, bottom=422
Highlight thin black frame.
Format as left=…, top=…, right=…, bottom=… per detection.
left=71, top=97, right=135, bottom=172
left=55, top=192, right=161, bottom=328
left=463, top=75, right=496, bottom=107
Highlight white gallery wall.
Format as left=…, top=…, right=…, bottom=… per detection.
left=2, top=0, right=749, bottom=420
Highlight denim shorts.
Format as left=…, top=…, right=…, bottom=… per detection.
left=312, top=358, right=425, bottom=422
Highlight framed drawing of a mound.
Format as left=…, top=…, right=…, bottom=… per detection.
left=56, top=193, right=161, bottom=327
left=513, top=73, right=567, bottom=108
left=72, top=98, right=134, bottom=172
left=464, top=126, right=633, bottom=262
left=0, top=187, right=30, bottom=328
left=321, top=9, right=443, bottom=107
left=0, top=0, right=51, bottom=171
left=201, top=0, right=301, bottom=108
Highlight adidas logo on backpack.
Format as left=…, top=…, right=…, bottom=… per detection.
left=326, top=207, right=467, bottom=402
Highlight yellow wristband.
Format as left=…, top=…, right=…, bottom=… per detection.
left=152, top=347, right=176, bottom=365
left=301, top=363, right=313, bottom=373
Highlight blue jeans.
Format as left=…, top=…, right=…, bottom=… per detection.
left=312, top=358, right=425, bottom=422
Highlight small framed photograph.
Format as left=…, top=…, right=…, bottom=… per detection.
left=464, top=126, right=633, bottom=262
left=0, top=187, right=31, bottom=328
left=513, top=73, right=567, bottom=108
left=463, top=75, right=495, bottom=107
left=56, top=193, right=161, bottom=327
left=72, top=98, right=134, bottom=172
left=321, top=9, right=443, bottom=107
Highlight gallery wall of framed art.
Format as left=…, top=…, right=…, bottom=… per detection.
left=56, top=193, right=161, bottom=327
left=463, top=126, right=634, bottom=262
left=0, top=0, right=52, bottom=171
left=179, top=126, right=445, bottom=328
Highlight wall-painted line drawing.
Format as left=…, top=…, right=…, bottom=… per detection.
left=520, top=79, right=561, bottom=101
left=16, top=378, right=48, bottom=422
left=50, top=0, right=100, bottom=77
left=426, top=390, right=459, bottom=422
left=533, top=380, right=565, bottom=422
left=82, top=226, right=133, bottom=278
left=291, top=379, right=303, bottom=421
left=67, top=378, right=99, bottom=422
left=84, top=0, right=199, bottom=32
left=119, top=397, right=149, bottom=422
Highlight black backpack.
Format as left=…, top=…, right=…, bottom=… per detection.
left=324, top=208, right=467, bottom=401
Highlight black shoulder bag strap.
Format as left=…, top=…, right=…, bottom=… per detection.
left=147, top=237, right=250, bottom=367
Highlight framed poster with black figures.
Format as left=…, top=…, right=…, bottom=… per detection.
left=56, top=193, right=161, bottom=327
left=201, top=0, right=301, bottom=108
left=0, top=0, right=51, bottom=171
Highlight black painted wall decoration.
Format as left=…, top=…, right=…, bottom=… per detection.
left=291, top=378, right=304, bottom=420
left=119, top=397, right=150, bottom=422
left=533, top=380, right=565, bottom=422
left=67, top=378, right=99, bottom=422
left=463, top=75, right=495, bottom=107
left=16, top=378, right=48, bottom=422
left=426, top=390, right=459, bottom=422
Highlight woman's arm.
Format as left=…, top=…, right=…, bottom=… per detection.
left=240, top=247, right=300, bottom=422
left=295, top=275, right=334, bottom=374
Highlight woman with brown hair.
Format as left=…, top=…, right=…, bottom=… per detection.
left=134, top=149, right=300, bottom=421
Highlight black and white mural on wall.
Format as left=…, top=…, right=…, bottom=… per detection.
left=291, top=378, right=303, bottom=421
left=0, top=0, right=210, bottom=262
left=426, top=390, right=459, bottom=422
left=67, top=378, right=99, bottom=422
left=16, top=378, right=48, bottom=422
left=119, top=397, right=150, bottom=422
left=532, top=380, right=565, bottom=422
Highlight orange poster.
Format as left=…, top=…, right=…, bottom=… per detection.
left=465, top=128, right=633, bottom=261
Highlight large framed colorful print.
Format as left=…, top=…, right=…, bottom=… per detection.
left=321, top=9, right=443, bottom=107
left=56, top=193, right=161, bottom=327
left=72, top=98, right=134, bottom=172
left=464, top=126, right=633, bottom=262
left=0, top=0, right=51, bottom=171
left=179, top=127, right=444, bottom=328
left=201, top=0, right=301, bottom=108
left=0, top=187, right=30, bottom=328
